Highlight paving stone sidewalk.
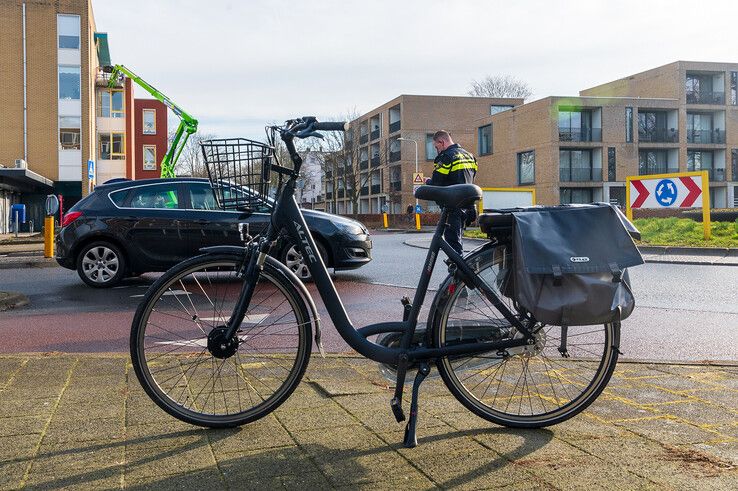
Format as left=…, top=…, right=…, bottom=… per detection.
left=0, top=353, right=735, bottom=490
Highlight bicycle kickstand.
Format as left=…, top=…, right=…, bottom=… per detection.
left=403, top=362, right=431, bottom=448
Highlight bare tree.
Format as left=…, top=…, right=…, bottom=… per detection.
left=316, top=111, right=395, bottom=217
left=172, top=130, right=217, bottom=177
left=467, top=75, right=533, bottom=100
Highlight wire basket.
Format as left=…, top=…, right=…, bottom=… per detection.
left=201, top=138, right=275, bottom=210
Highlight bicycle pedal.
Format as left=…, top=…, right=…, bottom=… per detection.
left=390, top=397, right=405, bottom=422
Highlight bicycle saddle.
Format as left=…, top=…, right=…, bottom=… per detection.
left=414, top=184, right=482, bottom=209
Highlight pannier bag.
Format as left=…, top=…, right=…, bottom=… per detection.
left=511, top=203, right=644, bottom=326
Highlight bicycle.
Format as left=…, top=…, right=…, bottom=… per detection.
left=130, top=117, right=630, bottom=447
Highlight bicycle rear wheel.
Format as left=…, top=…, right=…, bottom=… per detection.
left=434, top=246, right=619, bottom=428
left=130, top=252, right=311, bottom=428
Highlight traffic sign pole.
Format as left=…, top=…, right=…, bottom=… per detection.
left=701, top=171, right=711, bottom=239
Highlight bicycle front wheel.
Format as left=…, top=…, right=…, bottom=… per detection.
left=130, top=253, right=312, bottom=428
left=434, top=246, right=619, bottom=428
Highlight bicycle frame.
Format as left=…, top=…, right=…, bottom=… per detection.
left=238, top=177, right=535, bottom=366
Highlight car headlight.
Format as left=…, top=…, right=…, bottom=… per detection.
left=336, top=221, right=365, bottom=236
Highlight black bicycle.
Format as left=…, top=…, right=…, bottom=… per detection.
left=130, top=117, right=626, bottom=447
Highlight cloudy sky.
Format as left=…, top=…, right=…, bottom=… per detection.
left=95, top=0, right=738, bottom=139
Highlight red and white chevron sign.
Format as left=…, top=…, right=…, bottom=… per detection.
left=628, top=173, right=704, bottom=209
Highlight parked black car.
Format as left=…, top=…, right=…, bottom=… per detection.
left=56, top=178, right=372, bottom=287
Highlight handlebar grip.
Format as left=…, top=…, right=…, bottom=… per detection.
left=313, top=121, right=348, bottom=131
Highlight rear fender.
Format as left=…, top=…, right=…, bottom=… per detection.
left=199, top=245, right=325, bottom=356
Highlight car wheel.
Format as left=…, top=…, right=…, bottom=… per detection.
left=280, top=239, right=327, bottom=282
left=76, top=241, right=126, bottom=288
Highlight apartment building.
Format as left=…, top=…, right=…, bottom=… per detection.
left=0, top=1, right=168, bottom=233
left=0, top=0, right=98, bottom=231
left=475, top=61, right=738, bottom=208
left=319, top=95, right=523, bottom=214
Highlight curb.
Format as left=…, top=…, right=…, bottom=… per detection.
left=0, top=257, right=58, bottom=270
left=0, top=291, right=29, bottom=311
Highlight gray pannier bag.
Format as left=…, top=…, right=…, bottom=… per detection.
left=511, top=203, right=644, bottom=326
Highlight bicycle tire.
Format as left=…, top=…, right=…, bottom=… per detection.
left=130, top=252, right=312, bottom=428
left=433, top=245, right=619, bottom=428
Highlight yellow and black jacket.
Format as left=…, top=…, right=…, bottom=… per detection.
left=427, top=144, right=477, bottom=186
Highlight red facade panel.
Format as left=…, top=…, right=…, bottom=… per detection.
left=133, top=99, right=168, bottom=179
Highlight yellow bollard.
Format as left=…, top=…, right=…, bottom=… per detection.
left=44, top=216, right=54, bottom=258
left=383, top=213, right=388, bottom=228
left=415, top=213, right=421, bottom=231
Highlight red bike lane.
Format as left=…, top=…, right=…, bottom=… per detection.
left=0, top=281, right=435, bottom=353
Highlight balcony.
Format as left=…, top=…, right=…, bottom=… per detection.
left=708, top=168, right=726, bottom=181
left=389, top=121, right=401, bottom=133
left=687, top=129, right=725, bottom=144
left=559, top=167, right=603, bottom=182
left=638, top=164, right=677, bottom=176
left=686, top=90, right=725, bottom=105
left=370, top=129, right=380, bottom=141
left=639, top=128, right=679, bottom=143
left=558, top=128, right=602, bottom=142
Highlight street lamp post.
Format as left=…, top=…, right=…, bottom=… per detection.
left=398, top=137, right=420, bottom=230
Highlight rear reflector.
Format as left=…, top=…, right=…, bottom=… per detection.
left=61, top=211, right=82, bottom=227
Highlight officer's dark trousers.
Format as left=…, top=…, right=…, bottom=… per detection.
left=445, top=208, right=465, bottom=256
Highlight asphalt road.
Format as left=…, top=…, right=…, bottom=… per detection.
left=0, top=231, right=736, bottom=361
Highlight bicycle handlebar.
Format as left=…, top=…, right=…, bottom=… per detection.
left=313, top=121, right=348, bottom=132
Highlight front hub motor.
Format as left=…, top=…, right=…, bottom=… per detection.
left=207, top=327, right=240, bottom=359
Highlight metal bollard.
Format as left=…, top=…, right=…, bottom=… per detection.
left=44, top=216, right=54, bottom=258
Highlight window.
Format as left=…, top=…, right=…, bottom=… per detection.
left=732, top=72, right=737, bottom=106
left=189, top=184, right=218, bottom=210
left=625, top=107, right=633, bottom=143
left=143, top=146, right=157, bottom=171
left=559, top=149, right=599, bottom=181
left=57, top=15, right=80, bottom=49
left=560, top=188, right=594, bottom=205
left=425, top=133, right=438, bottom=160
left=127, top=184, right=179, bottom=209
left=518, top=151, right=535, bottom=185
left=97, top=89, right=124, bottom=118
left=478, top=124, right=492, bottom=155
left=732, top=149, right=738, bottom=181
left=389, top=165, right=402, bottom=191
left=607, top=147, right=616, bottom=182
left=59, top=116, right=81, bottom=150
left=490, top=105, right=514, bottom=115
left=639, top=150, right=676, bottom=175
left=688, top=150, right=724, bottom=181
left=143, top=109, right=156, bottom=134
left=59, top=66, right=80, bottom=100
left=99, top=133, right=125, bottom=160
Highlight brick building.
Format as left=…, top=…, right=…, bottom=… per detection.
left=0, top=0, right=168, bottom=233
left=474, top=61, right=738, bottom=208
left=319, top=95, right=523, bottom=214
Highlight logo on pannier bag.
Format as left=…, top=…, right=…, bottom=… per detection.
left=570, top=256, right=590, bottom=263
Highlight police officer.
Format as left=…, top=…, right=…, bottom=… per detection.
left=425, top=130, right=478, bottom=256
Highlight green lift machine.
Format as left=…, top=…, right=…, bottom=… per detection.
left=103, top=65, right=198, bottom=178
